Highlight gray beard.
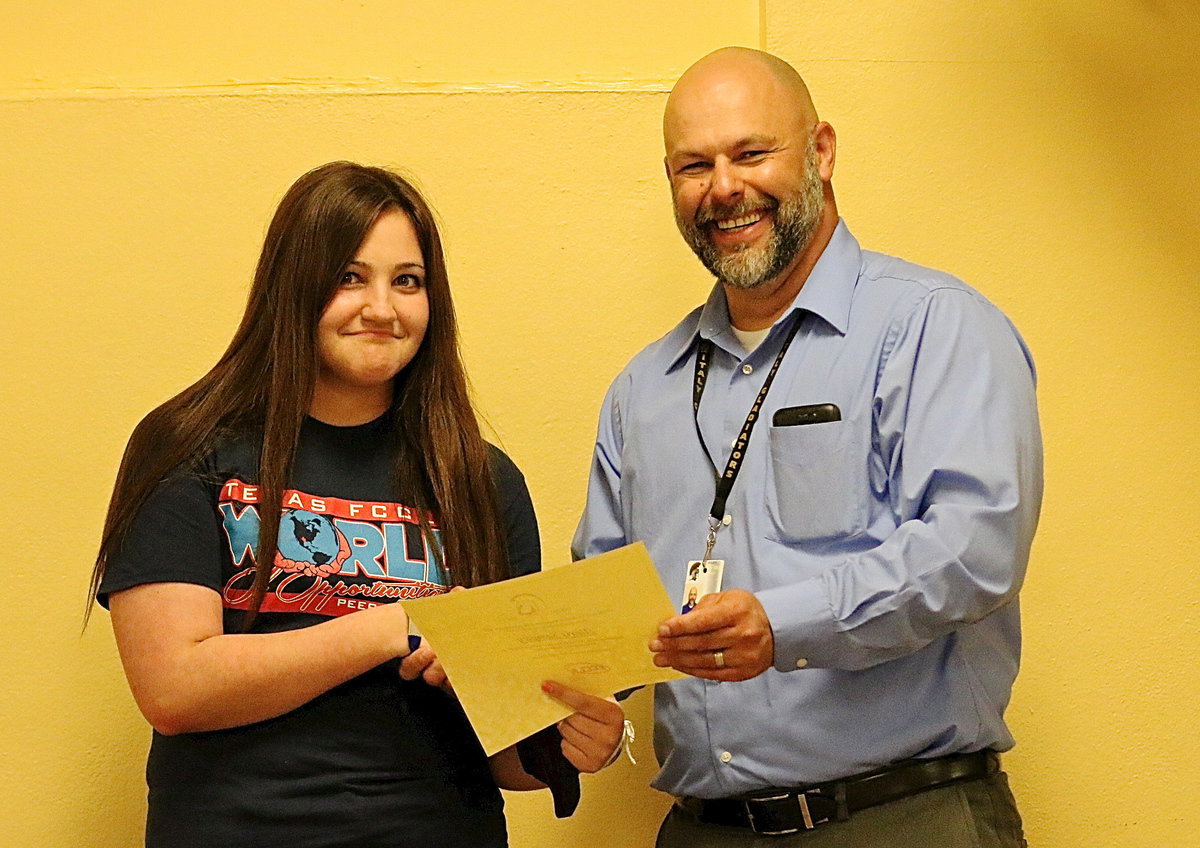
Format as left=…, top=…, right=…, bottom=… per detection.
left=675, top=143, right=825, bottom=291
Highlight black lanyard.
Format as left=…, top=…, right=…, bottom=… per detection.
left=692, top=319, right=802, bottom=527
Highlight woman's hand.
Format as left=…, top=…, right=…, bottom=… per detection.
left=397, top=585, right=463, bottom=691
left=541, top=681, right=625, bottom=773
left=398, top=638, right=453, bottom=692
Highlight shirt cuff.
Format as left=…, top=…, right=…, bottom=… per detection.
left=757, top=577, right=841, bottom=672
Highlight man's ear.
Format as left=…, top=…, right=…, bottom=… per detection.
left=813, top=122, right=836, bottom=182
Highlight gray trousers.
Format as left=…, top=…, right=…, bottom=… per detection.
left=656, top=772, right=1028, bottom=848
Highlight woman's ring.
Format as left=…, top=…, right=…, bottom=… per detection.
left=713, top=650, right=725, bottom=669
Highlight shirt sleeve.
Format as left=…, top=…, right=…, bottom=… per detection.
left=97, top=469, right=226, bottom=608
left=487, top=445, right=542, bottom=579
left=760, top=287, right=1044, bottom=671
left=570, top=373, right=631, bottom=561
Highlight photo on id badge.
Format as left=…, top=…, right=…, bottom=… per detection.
left=681, top=560, right=724, bottom=613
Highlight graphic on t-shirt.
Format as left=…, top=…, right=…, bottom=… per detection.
left=275, top=510, right=352, bottom=577
left=218, top=478, right=448, bottom=617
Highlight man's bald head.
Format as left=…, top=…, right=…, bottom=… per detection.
left=664, top=47, right=819, bottom=146
left=661, top=48, right=838, bottom=311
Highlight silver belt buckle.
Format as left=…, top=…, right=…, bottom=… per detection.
left=744, top=791, right=829, bottom=835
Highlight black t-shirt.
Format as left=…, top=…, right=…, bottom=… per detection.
left=99, top=415, right=540, bottom=848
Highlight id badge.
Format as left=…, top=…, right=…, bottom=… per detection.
left=680, top=559, right=724, bottom=613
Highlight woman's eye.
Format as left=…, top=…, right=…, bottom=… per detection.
left=339, top=271, right=359, bottom=286
left=395, top=274, right=423, bottom=288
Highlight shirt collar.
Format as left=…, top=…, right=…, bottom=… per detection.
left=664, top=218, right=862, bottom=371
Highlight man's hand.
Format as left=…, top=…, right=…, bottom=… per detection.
left=542, top=681, right=625, bottom=773
left=648, top=589, right=774, bottom=681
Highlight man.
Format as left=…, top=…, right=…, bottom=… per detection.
left=573, top=47, right=1041, bottom=846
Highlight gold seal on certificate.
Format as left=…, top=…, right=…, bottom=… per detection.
left=681, top=559, right=724, bottom=613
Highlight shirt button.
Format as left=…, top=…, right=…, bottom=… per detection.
left=722, top=514, right=732, bottom=526
left=720, top=751, right=733, bottom=764
left=796, top=658, right=809, bottom=669
left=741, top=364, right=754, bottom=375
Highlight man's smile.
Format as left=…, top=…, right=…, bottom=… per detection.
left=714, top=212, right=765, bottom=232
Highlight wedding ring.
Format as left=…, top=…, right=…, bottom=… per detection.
left=713, top=650, right=725, bottom=669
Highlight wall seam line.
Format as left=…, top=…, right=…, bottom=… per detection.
left=0, top=79, right=676, bottom=103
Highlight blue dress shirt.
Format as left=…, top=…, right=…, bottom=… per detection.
left=572, top=220, right=1043, bottom=798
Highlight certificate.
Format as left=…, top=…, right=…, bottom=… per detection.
left=402, top=542, right=683, bottom=755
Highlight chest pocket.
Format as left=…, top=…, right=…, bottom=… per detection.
left=765, top=420, right=867, bottom=542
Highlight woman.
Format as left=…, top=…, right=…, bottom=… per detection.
left=89, top=162, right=623, bottom=848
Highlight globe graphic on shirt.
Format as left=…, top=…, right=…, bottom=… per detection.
left=274, top=510, right=351, bottom=576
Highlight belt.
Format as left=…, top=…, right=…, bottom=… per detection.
left=674, top=750, right=1000, bottom=837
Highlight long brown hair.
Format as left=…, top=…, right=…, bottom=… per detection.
left=89, top=162, right=508, bottom=627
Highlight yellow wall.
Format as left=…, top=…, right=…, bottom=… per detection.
left=2, top=2, right=1196, bottom=846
